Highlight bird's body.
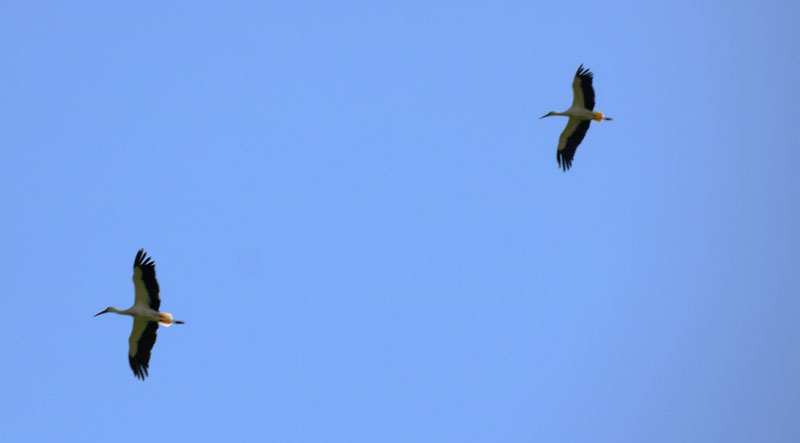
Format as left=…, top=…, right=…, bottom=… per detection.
left=540, top=65, right=612, bottom=171
left=95, top=249, right=183, bottom=380
left=100, top=305, right=179, bottom=325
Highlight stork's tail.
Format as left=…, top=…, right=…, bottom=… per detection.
left=158, top=312, right=185, bottom=326
left=592, top=111, right=612, bottom=122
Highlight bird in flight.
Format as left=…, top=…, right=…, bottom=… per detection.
left=95, top=249, right=184, bottom=380
left=540, top=64, right=612, bottom=171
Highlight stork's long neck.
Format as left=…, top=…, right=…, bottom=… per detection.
left=540, top=111, right=570, bottom=119
left=109, top=306, right=134, bottom=316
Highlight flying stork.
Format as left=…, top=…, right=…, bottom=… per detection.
left=94, top=249, right=184, bottom=380
left=540, top=64, right=613, bottom=171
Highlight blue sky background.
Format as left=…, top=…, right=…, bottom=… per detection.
left=1, top=1, right=799, bottom=441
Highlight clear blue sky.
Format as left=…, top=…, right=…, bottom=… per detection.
left=1, top=1, right=798, bottom=441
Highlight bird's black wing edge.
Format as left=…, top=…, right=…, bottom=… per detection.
left=129, top=321, right=159, bottom=380
left=133, top=249, right=160, bottom=310
left=557, top=120, right=591, bottom=171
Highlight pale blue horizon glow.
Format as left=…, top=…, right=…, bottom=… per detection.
left=1, top=1, right=799, bottom=442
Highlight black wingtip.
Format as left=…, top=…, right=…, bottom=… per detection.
left=134, top=249, right=144, bottom=266
left=134, top=249, right=155, bottom=269
left=576, top=64, right=593, bottom=79
left=556, top=152, right=572, bottom=172
left=130, top=358, right=149, bottom=380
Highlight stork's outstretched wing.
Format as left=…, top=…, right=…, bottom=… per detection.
left=128, top=318, right=158, bottom=380
left=571, top=64, right=595, bottom=111
left=133, top=249, right=160, bottom=310
left=557, top=118, right=591, bottom=171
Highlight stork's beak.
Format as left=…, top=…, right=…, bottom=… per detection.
left=94, top=309, right=108, bottom=317
left=539, top=113, right=549, bottom=119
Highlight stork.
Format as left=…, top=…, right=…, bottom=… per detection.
left=540, top=64, right=612, bottom=171
left=95, top=249, right=184, bottom=380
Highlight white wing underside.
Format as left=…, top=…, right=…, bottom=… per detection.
left=132, top=267, right=152, bottom=308
left=571, top=76, right=586, bottom=109
left=558, top=117, right=582, bottom=152
left=128, top=317, right=149, bottom=357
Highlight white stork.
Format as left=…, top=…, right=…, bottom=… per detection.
left=94, top=249, right=184, bottom=380
left=540, top=64, right=612, bottom=171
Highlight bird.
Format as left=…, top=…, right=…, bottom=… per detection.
left=94, top=249, right=184, bottom=380
left=540, top=64, right=612, bottom=171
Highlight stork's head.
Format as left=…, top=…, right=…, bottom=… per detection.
left=539, top=111, right=556, bottom=119
left=94, top=307, right=112, bottom=317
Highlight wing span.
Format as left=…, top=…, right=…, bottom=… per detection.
left=128, top=318, right=159, bottom=380
left=557, top=118, right=591, bottom=171
left=133, top=249, right=160, bottom=310
left=571, top=64, right=595, bottom=111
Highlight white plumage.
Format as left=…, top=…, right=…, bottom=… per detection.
left=95, top=249, right=184, bottom=380
left=540, top=65, right=613, bottom=171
